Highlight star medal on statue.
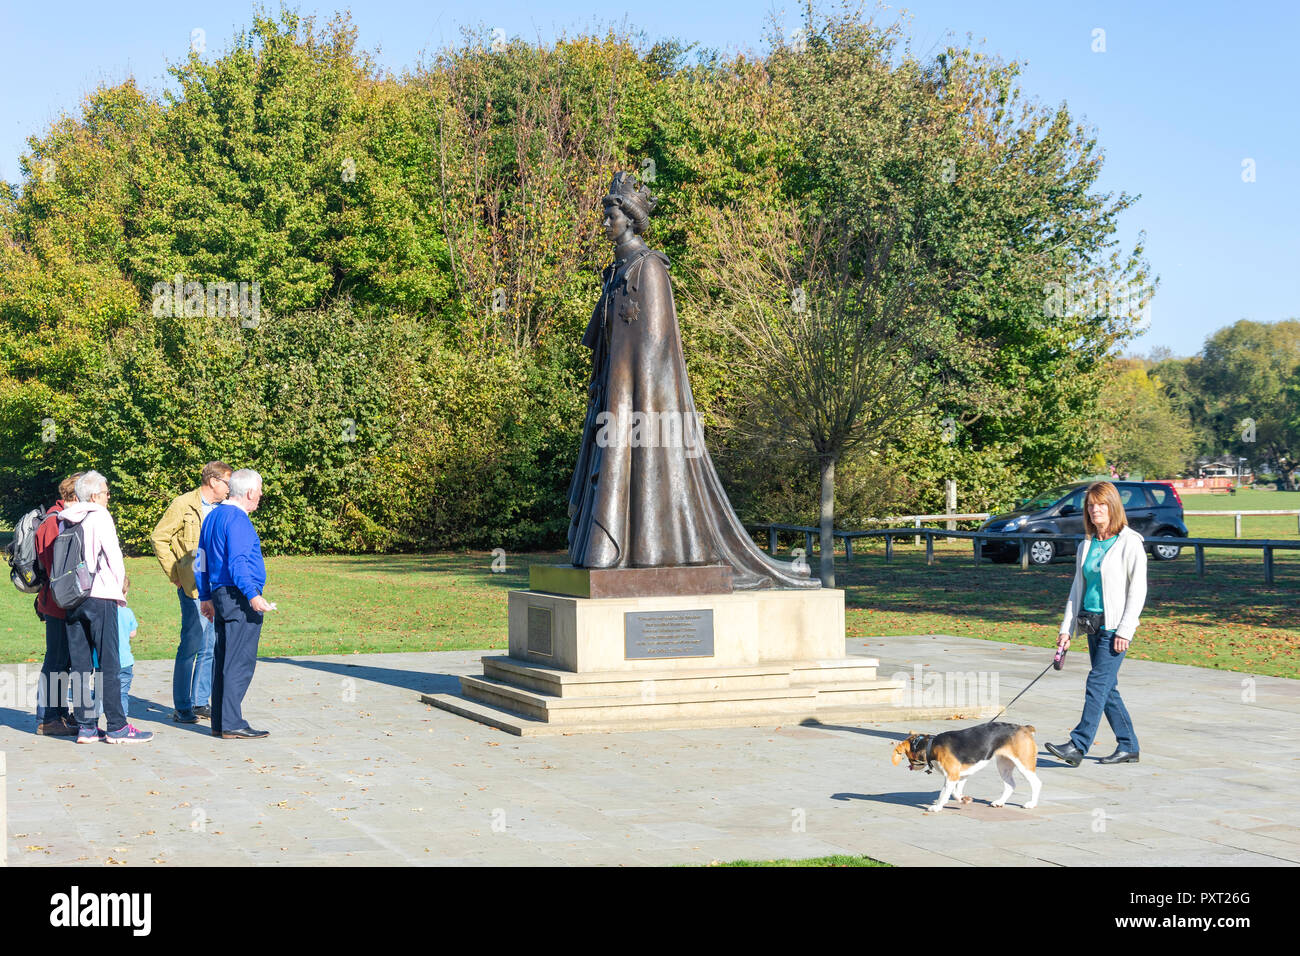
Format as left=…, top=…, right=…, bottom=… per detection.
left=618, top=297, right=640, bottom=323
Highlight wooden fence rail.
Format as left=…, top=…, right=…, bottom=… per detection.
left=749, top=524, right=1299, bottom=584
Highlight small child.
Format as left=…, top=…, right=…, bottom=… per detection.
left=116, top=575, right=137, bottom=719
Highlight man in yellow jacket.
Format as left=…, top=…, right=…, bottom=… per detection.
left=150, top=461, right=232, bottom=724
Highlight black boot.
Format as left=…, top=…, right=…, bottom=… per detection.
left=1099, top=748, right=1139, bottom=764
left=1045, top=741, right=1084, bottom=767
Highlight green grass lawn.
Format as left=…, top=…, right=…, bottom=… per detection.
left=0, top=551, right=543, bottom=665
left=2, top=490, right=1297, bottom=678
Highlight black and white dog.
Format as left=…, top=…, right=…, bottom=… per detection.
left=891, top=722, right=1042, bottom=812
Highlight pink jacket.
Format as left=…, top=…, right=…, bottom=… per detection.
left=56, top=502, right=126, bottom=605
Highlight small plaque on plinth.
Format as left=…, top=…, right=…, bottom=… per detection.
left=625, top=609, right=715, bottom=660
left=526, top=605, right=553, bottom=656
left=529, top=565, right=732, bottom=599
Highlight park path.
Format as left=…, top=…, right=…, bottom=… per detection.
left=2, top=635, right=1297, bottom=866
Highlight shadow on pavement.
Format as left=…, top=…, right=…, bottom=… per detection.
left=800, top=720, right=909, bottom=741
left=263, top=656, right=462, bottom=696
left=832, top=790, right=927, bottom=808
left=0, top=704, right=33, bottom=734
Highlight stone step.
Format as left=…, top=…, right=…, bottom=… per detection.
left=790, top=658, right=881, bottom=683
left=812, top=680, right=907, bottom=708
left=460, top=674, right=819, bottom=725
left=481, top=655, right=795, bottom=698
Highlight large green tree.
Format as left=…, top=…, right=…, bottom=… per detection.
left=0, top=5, right=1156, bottom=552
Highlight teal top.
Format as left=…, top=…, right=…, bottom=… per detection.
left=1081, top=534, right=1120, bottom=613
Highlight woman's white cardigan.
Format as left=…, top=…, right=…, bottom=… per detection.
left=1059, top=525, right=1148, bottom=641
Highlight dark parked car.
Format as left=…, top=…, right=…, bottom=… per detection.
left=979, top=481, right=1189, bottom=565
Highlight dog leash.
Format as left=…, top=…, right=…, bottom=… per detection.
left=985, top=622, right=1076, bottom=725
left=984, top=657, right=1055, bottom=725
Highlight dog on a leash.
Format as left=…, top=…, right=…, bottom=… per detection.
left=891, top=722, right=1042, bottom=812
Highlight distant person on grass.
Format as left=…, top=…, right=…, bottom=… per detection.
left=32, top=473, right=81, bottom=735
left=59, top=471, right=153, bottom=744
left=150, top=460, right=232, bottom=725
left=197, top=469, right=272, bottom=740
left=1046, top=480, right=1147, bottom=767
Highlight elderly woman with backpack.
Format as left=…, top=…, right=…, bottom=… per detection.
left=53, top=471, right=153, bottom=744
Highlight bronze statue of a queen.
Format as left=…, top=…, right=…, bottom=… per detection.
left=566, top=172, right=818, bottom=590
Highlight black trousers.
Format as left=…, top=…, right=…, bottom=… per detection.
left=37, top=616, right=72, bottom=722
left=65, top=597, right=125, bottom=731
left=212, top=586, right=263, bottom=734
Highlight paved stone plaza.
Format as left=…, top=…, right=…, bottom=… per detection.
left=2, top=635, right=1297, bottom=866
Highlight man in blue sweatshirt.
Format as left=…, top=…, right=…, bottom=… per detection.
left=197, top=469, right=272, bottom=739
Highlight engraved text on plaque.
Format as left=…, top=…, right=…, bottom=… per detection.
left=625, top=609, right=715, bottom=660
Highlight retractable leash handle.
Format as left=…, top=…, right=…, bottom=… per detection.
left=1054, top=622, right=1074, bottom=671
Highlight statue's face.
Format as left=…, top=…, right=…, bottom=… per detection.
left=603, top=203, right=631, bottom=243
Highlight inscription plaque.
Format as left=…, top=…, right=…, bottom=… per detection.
left=526, top=605, right=553, bottom=656
left=625, top=609, right=715, bottom=660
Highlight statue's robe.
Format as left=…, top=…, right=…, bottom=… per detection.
left=566, top=244, right=819, bottom=590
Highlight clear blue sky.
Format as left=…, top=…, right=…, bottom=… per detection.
left=3, top=1, right=1297, bottom=356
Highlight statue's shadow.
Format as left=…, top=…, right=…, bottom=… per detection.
left=262, top=657, right=461, bottom=696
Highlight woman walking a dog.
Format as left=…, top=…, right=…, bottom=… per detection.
left=1046, top=481, right=1148, bottom=766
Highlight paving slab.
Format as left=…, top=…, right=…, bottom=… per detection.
left=1, top=636, right=1297, bottom=866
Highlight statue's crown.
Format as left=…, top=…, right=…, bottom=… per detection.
left=604, top=171, right=657, bottom=221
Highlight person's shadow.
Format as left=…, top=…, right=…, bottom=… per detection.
left=126, top=697, right=215, bottom=734
left=0, top=704, right=33, bottom=735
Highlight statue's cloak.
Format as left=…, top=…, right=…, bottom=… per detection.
left=566, top=245, right=819, bottom=590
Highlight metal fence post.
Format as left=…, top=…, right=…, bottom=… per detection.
left=1020, top=536, right=1030, bottom=570
left=925, top=532, right=934, bottom=566
left=1235, top=513, right=1242, bottom=539
left=1264, top=546, right=1274, bottom=584
left=769, top=526, right=778, bottom=556
left=805, top=531, right=814, bottom=556
left=845, top=536, right=853, bottom=561
left=1195, top=544, right=1205, bottom=577
left=885, top=534, right=893, bottom=563
left=913, top=517, right=921, bottom=547
left=972, top=534, right=980, bottom=566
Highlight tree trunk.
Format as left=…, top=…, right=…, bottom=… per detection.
left=819, top=456, right=836, bottom=588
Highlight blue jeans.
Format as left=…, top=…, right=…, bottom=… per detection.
left=1070, top=628, right=1139, bottom=753
left=93, top=665, right=132, bottom=721
left=174, top=589, right=215, bottom=713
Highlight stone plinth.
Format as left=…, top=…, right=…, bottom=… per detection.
left=529, top=564, right=733, bottom=599
left=507, top=588, right=843, bottom=672
left=423, top=582, right=996, bottom=735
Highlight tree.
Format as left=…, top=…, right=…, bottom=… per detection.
left=1187, top=319, right=1300, bottom=485
left=691, top=202, right=985, bottom=585
left=1097, top=360, right=1197, bottom=477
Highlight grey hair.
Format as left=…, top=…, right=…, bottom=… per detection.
left=227, top=468, right=262, bottom=499
left=74, top=470, right=107, bottom=502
